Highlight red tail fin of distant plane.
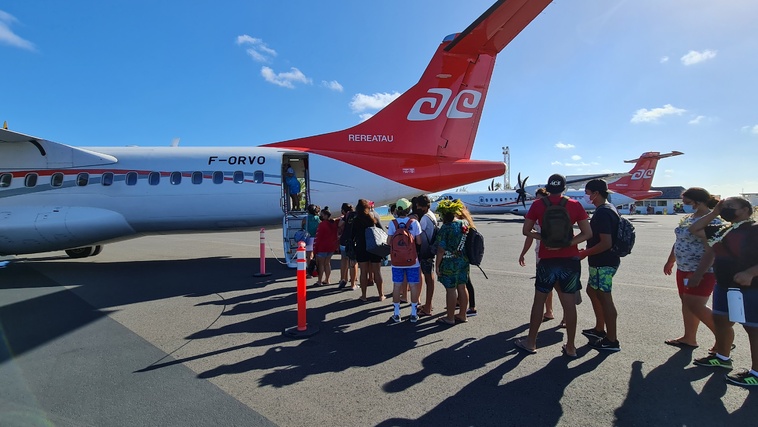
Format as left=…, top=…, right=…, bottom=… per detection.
left=609, top=151, right=684, bottom=199
left=265, top=0, right=553, bottom=192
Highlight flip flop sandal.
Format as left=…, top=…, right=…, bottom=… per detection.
left=562, top=345, right=579, bottom=358
left=514, top=339, right=536, bottom=354
left=664, top=339, right=699, bottom=349
left=436, top=318, right=456, bottom=326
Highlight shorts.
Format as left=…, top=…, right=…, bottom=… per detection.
left=439, top=266, right=469, bottom=289
left=316, top=252, right=332, bottom=258
left=587, top=266, right=618, bottom=293
left=712, top=284, right=758, bottom=327
left=420, top=258, right=434, bottom=276
left=305, top=237, right=315, bottom=251
left=356, top=251, right=383, bottom=263
left=676, top=270, right=716, bottom=297
left=535, top=257, right=582, bottom=294
left=392, top=267, right=421, bottom=284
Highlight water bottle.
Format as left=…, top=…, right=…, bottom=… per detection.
left=727, top=288, right=746, bottom=323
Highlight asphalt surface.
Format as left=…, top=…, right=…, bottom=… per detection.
left=1, top=214, right=755, bottom=426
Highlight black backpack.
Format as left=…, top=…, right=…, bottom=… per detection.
left=339, top=212, right=355, bottom=246
left=600, top=205, right=636, bottom=257
left=419, top=217, right=440, bottom=259
left=461, top=227, right=488, bottom=279
left=540, top=197, right=573, bottom=248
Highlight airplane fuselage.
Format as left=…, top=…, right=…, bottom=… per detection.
left=0, top=146, right=419, bottom=255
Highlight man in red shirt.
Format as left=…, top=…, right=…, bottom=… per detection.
left=515, top=174, right=592, bottom=358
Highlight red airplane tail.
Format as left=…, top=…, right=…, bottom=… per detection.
left=609, top=151, right=683, bottom=199
left=265, top=0, right=553, bottom=192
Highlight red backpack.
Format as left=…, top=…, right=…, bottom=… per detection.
left=390, top=218, right=418, bottom=267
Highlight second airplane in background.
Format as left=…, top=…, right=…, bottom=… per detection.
left=433, top=151, right=683, bottom=215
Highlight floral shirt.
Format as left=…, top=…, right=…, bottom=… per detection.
left=674, top=214, right=723, bottom=272
left=437, top=219, right=469, bottom=271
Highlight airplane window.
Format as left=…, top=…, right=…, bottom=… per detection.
left=233, top=171, right=244, bottom=184
left=148, top=172, right=160, bottom=186
left=125, top=172, right=138, bottom=186
left=25, top=173, right=38, bottom=187
left=0, top=173, right=12, bottom=187
left=212, top=171, right=224, bottom=184
left=191, top=171, right=203, bottom=184
left=170, top=171, right=182, bottom=185
left=77, top=173, right=89, bottom=186
left=102, top=172, right=114, bottom=186
left=51, top=172, right=64, bottom=187
left=253, top=171, right=264, bottom=183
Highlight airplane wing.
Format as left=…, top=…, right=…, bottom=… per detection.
left=445, top=0, right=553, bottom=55
left=0, top=128, right=118, bottom=168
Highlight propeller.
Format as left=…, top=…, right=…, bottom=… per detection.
left=515, top=173, right=529, bottom=207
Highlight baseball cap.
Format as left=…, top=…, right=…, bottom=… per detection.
left=367, top=200, right=375, bottom=208
left=585, top=178, right=609, bottom=194
left=396, top=198, right=412, bottom=211
left=286, top=167, right=294, bottom=175
left=545, top=173, right=566, bottom=194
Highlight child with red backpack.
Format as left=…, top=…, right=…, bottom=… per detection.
left=386, top=198, right=422, bottom=323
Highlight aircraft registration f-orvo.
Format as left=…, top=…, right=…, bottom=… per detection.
left=0, top=0, right=554, bottom=267
left=433, top=151, right=683, bottom=215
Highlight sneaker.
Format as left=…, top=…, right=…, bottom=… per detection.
left=581, top=328, right=607, bottom=340
left=338, top=280, right=347, bottom=289
left=466, top=308, right=478, bottom=317
left=693, top=354, right=733, bottom=369
left=409, top=314, right=419, bottom=323
left=389, top=314, right=402, bottom=324
left=725, top=369, right=758, bottom=387
left=590, top=337, right=621, bottom=352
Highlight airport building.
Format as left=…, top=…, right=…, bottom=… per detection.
left=618, top=186, right=757, bottom=215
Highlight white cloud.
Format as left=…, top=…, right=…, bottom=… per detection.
left=321, top=80, right=343, bottom=92
left=0, top=10, right=35, bottom=51
left=660, top=56, right=669, bottom=63
left=260, top=66, right=311, bottom=89
left=571, top=155, right=582, bottom=161
left=236, top=35, right=277, bottom=63
left=349, top=92, right=401, bottom=113
left=630, top=104, right=686, bottom=123
left=743, top=125, right=758, bottom=135
left=555, top=142, right=575, bottom=149
left=358, top=113, right=373, bottom=122
left=551, top=161, right=563, bottom=166
left=680, top=49, right=717, bottom=66
left=564, top=162, right=597, bottom=168
left=688, top=115, right=705, bottom=125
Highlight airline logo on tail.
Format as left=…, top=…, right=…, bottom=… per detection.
left=408, top=89, right=483, bottom=121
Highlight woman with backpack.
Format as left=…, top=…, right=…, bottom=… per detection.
left=352, top=199, right=385, bottom=302
left=434, top=199, right=470, bottom=325
left=337, top=202, right=358, bottom=290
left=458, top=206, right=478, bottom=317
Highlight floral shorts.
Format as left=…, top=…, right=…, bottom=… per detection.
left=587, top=266, right=618, bottom=293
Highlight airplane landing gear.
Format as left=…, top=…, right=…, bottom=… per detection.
left=65, top=245, right=103, bottom=258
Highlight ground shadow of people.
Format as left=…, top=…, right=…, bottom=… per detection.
left=378, top=346, right=611, bottom=426
left=614, top=348, right=754, bottom=426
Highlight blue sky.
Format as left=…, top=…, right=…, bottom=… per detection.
left=2, top=0, right=757, bottom=198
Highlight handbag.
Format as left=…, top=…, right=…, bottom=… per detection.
left=365, top=225, right=390, bottom=257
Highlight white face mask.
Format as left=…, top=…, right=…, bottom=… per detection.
left=583, top=194, right=594, bottom=205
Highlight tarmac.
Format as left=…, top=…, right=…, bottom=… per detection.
left=0, top=214, right=755, bottom=426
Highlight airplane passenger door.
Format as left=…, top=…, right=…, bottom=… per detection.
left=281, top=153, right=309, bottom=268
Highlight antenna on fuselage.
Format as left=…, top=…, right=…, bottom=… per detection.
left=170, top=138, right=180, bottom=147
left=3, top=121, right=7, bottom=130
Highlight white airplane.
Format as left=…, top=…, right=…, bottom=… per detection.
left=433, top=151, right=683, bottom=215
left=0, top=0, right=555, bottom=267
